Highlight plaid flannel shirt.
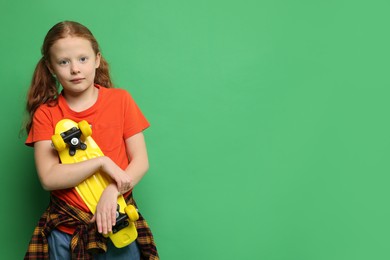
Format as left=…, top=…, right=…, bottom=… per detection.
left=24, top=193, right=158, bottom=259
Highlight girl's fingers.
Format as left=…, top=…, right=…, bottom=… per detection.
left=112, top=205, right=117, bottom=226
left=101, top=213, right=108, bottom=234
left=97, top=208, right=117, bottom=234
left=96, top=213, right=102, bottom=233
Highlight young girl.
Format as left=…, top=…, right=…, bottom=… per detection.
left=24, top=21, right=158, bottom=259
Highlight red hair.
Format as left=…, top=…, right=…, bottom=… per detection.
left=25, top=21, right=113, bottom=133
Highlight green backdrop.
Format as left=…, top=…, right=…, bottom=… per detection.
left=1, top=0, right=390, bottom=259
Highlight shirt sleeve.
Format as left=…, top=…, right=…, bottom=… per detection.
left=122, top=91, right=150, bottom=140
left=25, top=106, right=55, bottom=146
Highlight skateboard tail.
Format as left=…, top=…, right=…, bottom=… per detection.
left=110, top=228, right=139, bottom=248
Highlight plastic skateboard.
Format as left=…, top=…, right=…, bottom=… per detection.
left=51, top=119, right=138, bottom=248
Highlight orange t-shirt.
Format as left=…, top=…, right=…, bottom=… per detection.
left=26, top=85, right=150, bottom=234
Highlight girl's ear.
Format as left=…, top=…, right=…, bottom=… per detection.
left=45, top=60, right=54, bottom=75
left=95, top=52, right=101, bottom=68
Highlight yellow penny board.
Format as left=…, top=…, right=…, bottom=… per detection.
left=51, top=119, right=138, bottom=248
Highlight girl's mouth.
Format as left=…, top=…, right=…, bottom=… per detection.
left=70, top=78, right=84, bottom=83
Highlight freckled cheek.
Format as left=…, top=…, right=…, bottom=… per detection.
left=88, top=68, right=97, bottom=78
left=53, top=67, right=69, bottom=77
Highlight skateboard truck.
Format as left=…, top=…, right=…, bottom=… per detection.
left=112, top=204, right=130, bottom=234
left=60, top=127, right=87, bottom=156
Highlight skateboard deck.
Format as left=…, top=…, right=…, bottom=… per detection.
left=51, top=119, right=138, bottom=248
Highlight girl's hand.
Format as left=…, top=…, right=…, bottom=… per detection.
left=100, top=156, right=133, bottom=194
left=90, top=184, right=118, bottom=234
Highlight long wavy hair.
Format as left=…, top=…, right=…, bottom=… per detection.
left=24, top=21, right=113, bottom=133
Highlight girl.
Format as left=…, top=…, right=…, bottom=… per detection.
left=24, top=21, right=158, bottom=259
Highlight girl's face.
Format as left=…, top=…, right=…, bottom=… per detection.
left=47, top=36, right=101, bottom=96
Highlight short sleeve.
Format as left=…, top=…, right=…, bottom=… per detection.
left=123, top=91, right=150, bottom=140
left=25, top=106, right=55, bottom=146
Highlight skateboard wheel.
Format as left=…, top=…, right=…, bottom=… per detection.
left=124, top=205, right=139, bottom=222
left=51, top=134, right=66, bottom=151
left=79, top=120, right=92, bottom=137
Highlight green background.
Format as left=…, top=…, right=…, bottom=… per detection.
left=1, top=0, right=390, bottom=259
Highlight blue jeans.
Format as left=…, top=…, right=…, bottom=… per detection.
left=47, top=229, right=141, bottom=259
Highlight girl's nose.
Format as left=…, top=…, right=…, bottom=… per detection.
left=70, top=64, right=80, bottom=75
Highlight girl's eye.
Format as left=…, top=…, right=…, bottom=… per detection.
left=59, top=60, right=69, bottom=65
left=80, top=57, right=88, bottom=63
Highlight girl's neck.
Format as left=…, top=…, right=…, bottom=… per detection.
left=63, top=85, right=99, bottom=112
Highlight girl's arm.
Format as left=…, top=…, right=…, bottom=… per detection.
left=123, top=131, right=149, bottom=189
left=93, top=132, right=149, bottom=234
left=34, top=140, right=130, bottom=191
